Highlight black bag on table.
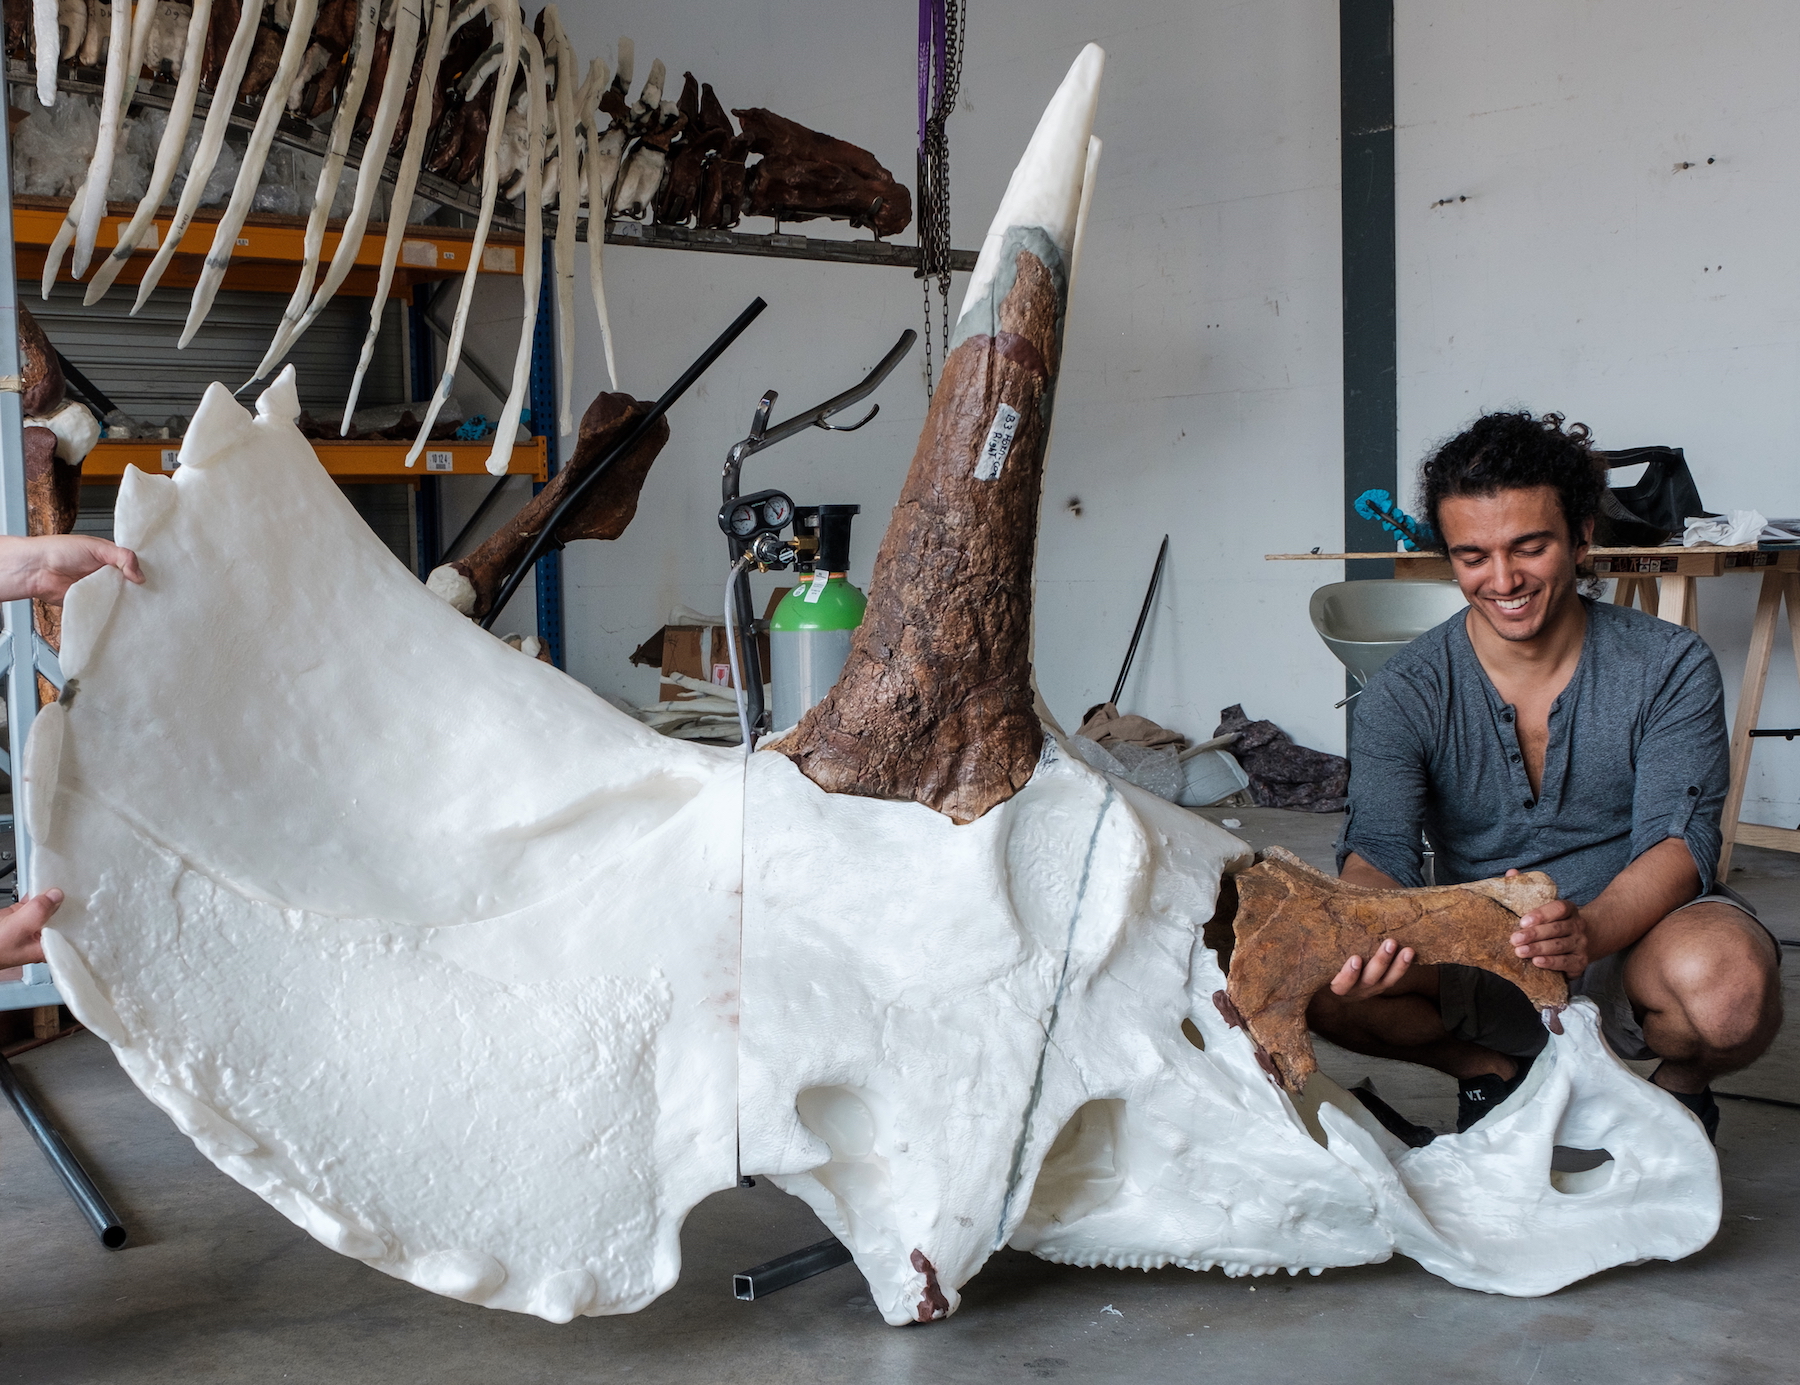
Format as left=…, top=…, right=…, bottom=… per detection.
left=1592, top=446, right=1710, bottom=546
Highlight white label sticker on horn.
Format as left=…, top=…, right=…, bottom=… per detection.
left=973, top=404, right=1020, bottom=482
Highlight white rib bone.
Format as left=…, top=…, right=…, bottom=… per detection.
left=543, top=6, right=579, bottom=434
left=33, top=0, right=61, bottom=105
left=339, top=0, right=452, bottom=427
left=68, top=0, right=130, bottom=277
left=256, top=0, right=422, bottom=362
left=482, top=27, right=545, bottom=478
left=248, top=0, right=380, bottom=382
left=41, top=177, right=87, bottom=299
left=577, top=57, right=617, bottom=389
left=84, top=0, right=215, bottom=304
left=179, top=0, right=323, bottom=345
left=403, top=0, right=520, bottom=467
left=130, top=0, right=267, bottom=311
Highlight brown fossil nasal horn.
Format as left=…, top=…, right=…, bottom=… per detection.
left=774, top=46, right=1104, bottom=824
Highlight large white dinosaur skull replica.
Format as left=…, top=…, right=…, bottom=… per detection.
left=29, top=45, right=1718, bottom=1327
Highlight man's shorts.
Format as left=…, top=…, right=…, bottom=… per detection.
left=1437, top=882, right=1775, bottom=1063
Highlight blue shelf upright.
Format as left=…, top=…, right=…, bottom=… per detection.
left=529, top=238, right=564, bottom=668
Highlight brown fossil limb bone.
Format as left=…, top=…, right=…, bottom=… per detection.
left=426, top=391, right=668, bottom=620
left=1223, top=846, right=1569, bottom=1092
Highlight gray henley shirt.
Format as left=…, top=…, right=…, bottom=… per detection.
left=1337, top=597, right=1728, bottom=906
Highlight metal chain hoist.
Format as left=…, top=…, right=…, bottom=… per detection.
left=916, top=0, right=967, bottom=397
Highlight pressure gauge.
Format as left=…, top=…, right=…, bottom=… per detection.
left=759, top=494, right=793, bottom=528
left=718, top=488, right=798, bottom=543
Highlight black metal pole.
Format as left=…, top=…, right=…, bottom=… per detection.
left=0, top=1053, right=127, bottom=1248
left=1110, top=534, right=1170, bottom=707
left=480, top=297, right=768, bottom=631
left=733, top=1237, right=853, bottom=1300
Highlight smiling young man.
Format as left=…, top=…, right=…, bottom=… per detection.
left=1309, top=411, right=1782, bottom=1141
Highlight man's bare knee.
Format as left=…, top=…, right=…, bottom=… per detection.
left=1637, top=908, right=1782, bottom=1057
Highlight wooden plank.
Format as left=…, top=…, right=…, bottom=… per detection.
left=1735, top=823, right=1800, bottom=854
left=1717, top=570, right=1787, bottom=879
left=81, top=437, right=548, bottom=482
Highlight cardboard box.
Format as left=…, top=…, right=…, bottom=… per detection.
left=629, top=590, right=789, bottom=700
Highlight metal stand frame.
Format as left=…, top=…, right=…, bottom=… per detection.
left=0, top=88, right=128, bottom=1249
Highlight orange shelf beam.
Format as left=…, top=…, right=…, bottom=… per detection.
left=84, top=436, right=548, bottom=485
left=13, top=198, right=526, bottom=298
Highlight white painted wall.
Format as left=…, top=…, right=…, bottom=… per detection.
left=1396, top=1, right=1800, bottom=829
left=541, top=0, right=1352, bottom=753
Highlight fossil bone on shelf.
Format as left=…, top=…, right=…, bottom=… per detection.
left=27, top=43, right=1721, bottom=1328
left=1226, top=846, right=1569, bottom=1091
left=425, top=389, right=670, bottom=620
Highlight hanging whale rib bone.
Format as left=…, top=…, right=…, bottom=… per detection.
left=426, top=390, right=669, bottom=619
left=129, top=0, right=267, bottom=311
left=574, top=55, right=617, bottom=389
left=401, top=0, right=520, bottom=469
left=773, top=47, right=1104, bottom=825
left=82, top=0, right=218, bottom=306
left=480, top=25, right=546, bottom=479
left=540, top=5, right=579, bottom=434
left=250, top=0, right=421, bottom=366
left=32, top=0, right=59, bottom=104
left=1224, top=846, right=1569, bottom=1092
left=245, top=0, right=379, bottom=382
left=734, top=107, right=913, bottom=239
left=180, top=0, right=324, bottom=345
left=67, top=0, right=147, bottom=278
left=338, top=0, right=453, bottom=425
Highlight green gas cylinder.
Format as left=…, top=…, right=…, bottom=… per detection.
left=770, top=505, right=864, bottom=730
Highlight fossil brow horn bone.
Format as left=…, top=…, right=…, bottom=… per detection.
left=774, top=43, right=1105, bottom=825
left=84, top=0, right=220, bottom=306
left=425, top=390, right=669, bottom=619
left=130, top=0, right=266, bottom=311
left=180, top=0, right=324, bottom=346
left=339, top=0, right=453, bottom=426
left=247, top=0, right=380, bottom=382
left=403, top=0, right=520, bottom=468
left=1223, top=846, right=1569, bottom=1093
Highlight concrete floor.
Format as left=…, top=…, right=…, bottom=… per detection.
left=2, top=808, right=1795, bottom=1384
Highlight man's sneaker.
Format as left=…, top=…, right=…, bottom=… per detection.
left=1349, top=1080, right=1437, bottom=1148
left=1456, top=1056, right=1534, bottom=1133
left=1665, top=1086, right=1721, bottom=1144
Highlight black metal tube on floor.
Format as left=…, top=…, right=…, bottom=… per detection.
left=733, top=1237, right=853, bottom=1300
left=0, top=1053, right=127, bottom=1249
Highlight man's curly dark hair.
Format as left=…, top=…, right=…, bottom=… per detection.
left=1418, top=411, right=1605, bottom=552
